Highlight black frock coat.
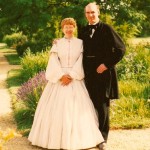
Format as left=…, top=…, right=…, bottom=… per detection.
left=79, top=21, right=126, bottom=100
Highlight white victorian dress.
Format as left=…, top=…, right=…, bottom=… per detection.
left=28, top=37, right=104, bottom=150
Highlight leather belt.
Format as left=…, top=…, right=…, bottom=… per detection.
left=86, top=56, right=96, bottom=58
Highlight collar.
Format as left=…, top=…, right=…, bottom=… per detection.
left=89, top=20, right=100, bottom=25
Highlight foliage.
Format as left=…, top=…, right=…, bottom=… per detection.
left=114, top=22, right=140, bottom=44
left=2, top=32, right=27, bottom=48
left=16, top=42, right=29, bottom=56
left=130, top=0, right=150, bottom=36
left=110, top=96, right=150, bottom=129
left=110, top=40, right=150, bottom=128
left=0, top=0, right=59, bottom=50
left=5, top=53, right=21, bottom=65
left=54, top=0, right=146, bottom=40
left=7, top=69, right=24, bottom=90
left=16, top=28, right=54, bottom=56
left=20, top=50, right=49, bottom=81
left=119, top=80, right=149, bottom=100
left=15, top=71, right=47, bottom=131
left=20, top=39, right=150, bottom=84
left=117, top=42, right=150, bottom=82
left=0, top=0, right=50, bottom=36
left=16, top=41, right=45, bottom=56
left=0, top=0, right=148, bottom=46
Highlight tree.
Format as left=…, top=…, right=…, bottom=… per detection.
left=0, top=0, right=58, bottom=52
left=0, top=0, right=51, bottom=37
left=0, top=0, right=147, bottom=46
left=53, top=0, right=146, bottom=41
left=131, top=0, right=150, bottom=36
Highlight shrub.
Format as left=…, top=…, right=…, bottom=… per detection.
left=115, top=22, right=140, bottom=44
left=15, top=71, right=47, bottom=130
left=16, top=41, right=48, bottom=57
left=3, top=32, right=27, bottom=48
left=117, top=42, right=150, bottom=82
left=20, top=49, right=49, bottom=81
left=32, top=28, right=54, bottom=51
left=16, top=42, right=29, bottom=56
left=16, top=28, right=53, bottom=56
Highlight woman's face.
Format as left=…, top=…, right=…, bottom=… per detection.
left=62, top=24, right=75, bottom=38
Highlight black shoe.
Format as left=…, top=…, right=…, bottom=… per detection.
left=99, top=142, right=107, bottom=150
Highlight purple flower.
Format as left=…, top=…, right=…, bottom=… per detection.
left=17, top=71, right=48, bottom=101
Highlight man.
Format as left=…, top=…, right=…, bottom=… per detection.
left=78, top=2, right=126, bottom=150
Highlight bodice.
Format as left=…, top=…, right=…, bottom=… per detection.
left=52, top=37, right=83, bottom=68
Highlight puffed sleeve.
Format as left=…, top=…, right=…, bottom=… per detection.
left=69, top=44, right=84, bottom=80
left=45, top=44, right=64, bottom=83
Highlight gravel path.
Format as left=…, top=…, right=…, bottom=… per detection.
left=0, top=44, right=150, bottom=150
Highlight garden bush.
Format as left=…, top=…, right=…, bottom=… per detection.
left=16, top=28, right=53, bottom=56
left=3, top=32, right=27, bottom=48
left=16, top=42, right=29, bottom=56
left=117, top=42, right=150, bottom=82
left=15, top=71, right=47, bottom=131
left=16, top=40, right=49, bottom=57
left=20, top=49, right=49, bottom=81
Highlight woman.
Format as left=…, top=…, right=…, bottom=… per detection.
left=28, top=18, right=104, bottom=150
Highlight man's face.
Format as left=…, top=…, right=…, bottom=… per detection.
left=85, top=4, right=99, bottom=24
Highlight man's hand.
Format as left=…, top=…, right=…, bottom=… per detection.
left=60, top=74, right=72, bottom=86
left=97, top=64, right=107, bottom=74
left=52, top=38, right=60, bottom=45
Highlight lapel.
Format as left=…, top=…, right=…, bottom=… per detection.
left=92, top=21, right=104, bottom=39
left=83, top=26, right=91, bottom=39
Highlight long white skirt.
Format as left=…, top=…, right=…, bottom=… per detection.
left=28, top=77, right=104, bottom=149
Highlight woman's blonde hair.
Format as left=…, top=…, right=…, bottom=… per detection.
left=61, top=18, right=77, bottom=28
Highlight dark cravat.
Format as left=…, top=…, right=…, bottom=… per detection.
left=88, top=24, right=98, bottom=30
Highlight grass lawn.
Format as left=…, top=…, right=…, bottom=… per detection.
left=7, top=69, right=23, bottom=89
left=129, top=37, right=150, bottom=45
left=0, top=43, right=21, bottom=65
left=5, top=54, right=21, bottom=65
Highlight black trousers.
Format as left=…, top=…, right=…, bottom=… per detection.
left=85, top=74, right=110, bottom=142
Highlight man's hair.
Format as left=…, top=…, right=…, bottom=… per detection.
left=85, top=2, right=100, bottom=14
left=61, top=18, right=77, bottom=29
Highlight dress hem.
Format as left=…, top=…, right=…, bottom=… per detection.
left=29, top=141, right=103, bottom=150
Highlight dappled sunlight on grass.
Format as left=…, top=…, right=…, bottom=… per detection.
left=7, top=69, right=23, bottom=89
left=110, top=96, right=150, bottom=129
left=0, top=47, right=16, bottom=53
left=5, top=53, right=21, bottom=65
left=119, top=80, right=149, bottom=99
left=0, top=43, right=7, bottom=48
left=0, top=128, right=21, bottom=149
left=128, top=37, right=150, bottom=45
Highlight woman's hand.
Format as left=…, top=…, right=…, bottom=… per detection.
left=60, top=74, right=72, bottom=86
